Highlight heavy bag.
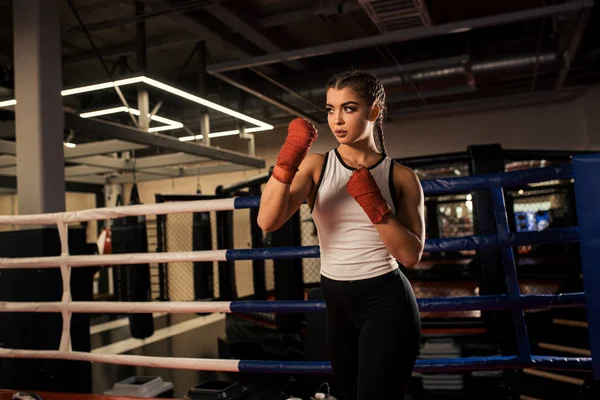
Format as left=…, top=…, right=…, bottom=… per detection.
left=193, top=204, right=214, bottom=303
left=111, top=184, right=154, bottom=339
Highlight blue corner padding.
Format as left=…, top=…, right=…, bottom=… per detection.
left=573, top=153, right=600, bottom=380
left=424, top=227, right=579, bottom=252
left=233, top=196, right=261, bottom=209
left=226, top=246, right=320, bottom=260
left=239, top=360, right=332, bottom=374
left=230, top=300, right=326, bottom=313
left=420, top=164, right=572, bottom=195
left=238, top=355, right=591, bottom=375
left=226, top=293, right=585, bottom=314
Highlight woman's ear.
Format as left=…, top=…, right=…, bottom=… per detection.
left=368, top=104, right=380, bottom=122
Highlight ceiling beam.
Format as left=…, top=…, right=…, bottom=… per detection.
left=66, top=162, right=258, bottom=185
left=0, top=121, right=15, bottom=139
left=208, top=71, right=316, bottom=120
left=65, top=113, right=265, bottom=168
left=207, top=1, right=593, bottom=73
left=139, top=0, right=276, bottom=75
left=0, top=155, right=16, bottom=168
left=259, top=2, right=361, bottom=27
left=0, top=165, right=116, bottom=178
left=133, top=152, right=209, bottom=169
left=554, top=8, right=592, bottom=90
left=63, top=34, right=199, bottom=66
left=64, top=165, right=117, bottom=178
left=0, top=138, right=148, bottom=157
left=67, top=155, right=127, bottom=169
left=106, top=163, right=258, bottom=184
left=0, top=140, right=15, bottom=155
left=204, top=2, right=304, bottom=72
left=66, top=140, right=148, bottom=158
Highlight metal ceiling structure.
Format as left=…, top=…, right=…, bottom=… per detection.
left=0, top=0, right=598, bottom=185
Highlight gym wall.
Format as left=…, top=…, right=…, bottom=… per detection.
left=0, top=192, right=97, bottom=242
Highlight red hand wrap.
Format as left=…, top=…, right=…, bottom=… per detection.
left=347, top=167, right=391, bottom=224
left=272, top=118, right=318, bottom=184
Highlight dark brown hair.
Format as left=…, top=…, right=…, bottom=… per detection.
left=326, top=69, right=387, bottom=153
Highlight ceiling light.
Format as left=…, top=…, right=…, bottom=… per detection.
left=0, top=99, right=16, bottom=108
left=63, top=142, right=76, bottom=148
left=141, top=77, right=273, bottom=130
left=79, top=106, right=182, bottom=132
left=0, top=75, right=273, bottom=135
left=60, top=77, right=145, bottom=96
left=79, top=106, right=129, bottom=118
left=178, top=126, right=267, bottom=141
left=148, top=124, right=183, bottom=133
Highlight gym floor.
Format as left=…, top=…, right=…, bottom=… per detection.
left=89, top=313, right=332, bottom=399
left=90, top=313, right=227, bottom=396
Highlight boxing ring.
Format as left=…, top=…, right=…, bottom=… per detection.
left=0, top=153, right=599, bottom=388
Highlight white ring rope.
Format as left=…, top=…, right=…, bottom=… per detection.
left=0, top=301, right=234, bottom=314
left=0, top=198, right=237, bottom=225
left=0, top=249, right=228, bottom=269
left=0, top=349, right=241, bottom=372
left=0, top=196, right=238, bottom=360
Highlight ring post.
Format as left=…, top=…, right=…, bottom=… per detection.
left=573, top=153, right=600, bottom=380
left=491, top=186, right=532, bottom=361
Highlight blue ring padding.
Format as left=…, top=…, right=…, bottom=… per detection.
left=230, top=300, right=327, bottom=313
left=421, top=164, right=573, bottom=195
left=229, top=165, right=574, bottom=210
left=240, top=360, right=332, bottom=374
left=414, top=355, right=592, bottom=373
left=233, top=197, right=261, bottom=209
left=226, top=293, right=585, bottom=313
left=238, top=355, right=590, bottom=374
left=223, top=227, right=578, bottom=260
left=418, top=293, right=585, bottom=312
left=425, top=226, right=579, bottom=252
left=226, top=246, right=320, bottom=260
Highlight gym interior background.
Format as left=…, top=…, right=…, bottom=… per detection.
left=0, top=0, right=599, bottom=399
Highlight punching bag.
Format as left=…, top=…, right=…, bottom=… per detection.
left=111, top=184, right=154, bottom=339
left=193, top=190, right=214, bottom=304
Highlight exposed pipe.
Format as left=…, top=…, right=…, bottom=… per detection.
left=65, top=0, right=220, bottom=36
left=207, top=1, right=591, bottom=73
left=259, top=2, right=362, bottom=27
left=164, top=51, right=561, bottom=131
left=280, top=53, right=557, bottom=101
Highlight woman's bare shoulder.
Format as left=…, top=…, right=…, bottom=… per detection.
left=391, top=161, right=422, bottom=196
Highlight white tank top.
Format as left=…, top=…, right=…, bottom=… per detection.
left=312, top=148, right=398, bottom=281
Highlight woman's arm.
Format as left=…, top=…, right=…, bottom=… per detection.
left=257, top=153, right=323, bottom=232
left=374, top=164, right=425, bottom=267
left=257, top=117, right=319, bottom=232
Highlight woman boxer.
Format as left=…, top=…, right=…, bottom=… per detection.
left=258, top=69, right=424, bottom=399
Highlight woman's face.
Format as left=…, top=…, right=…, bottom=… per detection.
left=326, top=87, right=376, bottom=146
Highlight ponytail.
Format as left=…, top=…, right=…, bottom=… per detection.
left=375, top=107, right=386, bottom=154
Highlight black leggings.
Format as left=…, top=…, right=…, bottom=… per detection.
left=320, top=268, right=421, bottom=400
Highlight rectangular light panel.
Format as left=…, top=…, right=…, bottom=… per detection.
left=0, top=75, right=273, bottom=139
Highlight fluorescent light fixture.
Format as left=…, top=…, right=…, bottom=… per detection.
left=0, top=75, right=273, bottom=137
left=179, top=126, right=265, bottom=142
left=64, top=76, right=273, bottom=132
left=64, top=142, right=76, bottom=148
left=79, top=106, right=129, bottom=119
left=60, top=77, right=145, bottom=96
left=141, top=77, right=272, bottom=130
left=450, top=27, right=471, bottom=34
left=80, top=106, right=183, bottom=132
left=0, top=99, right=16, bottom=108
